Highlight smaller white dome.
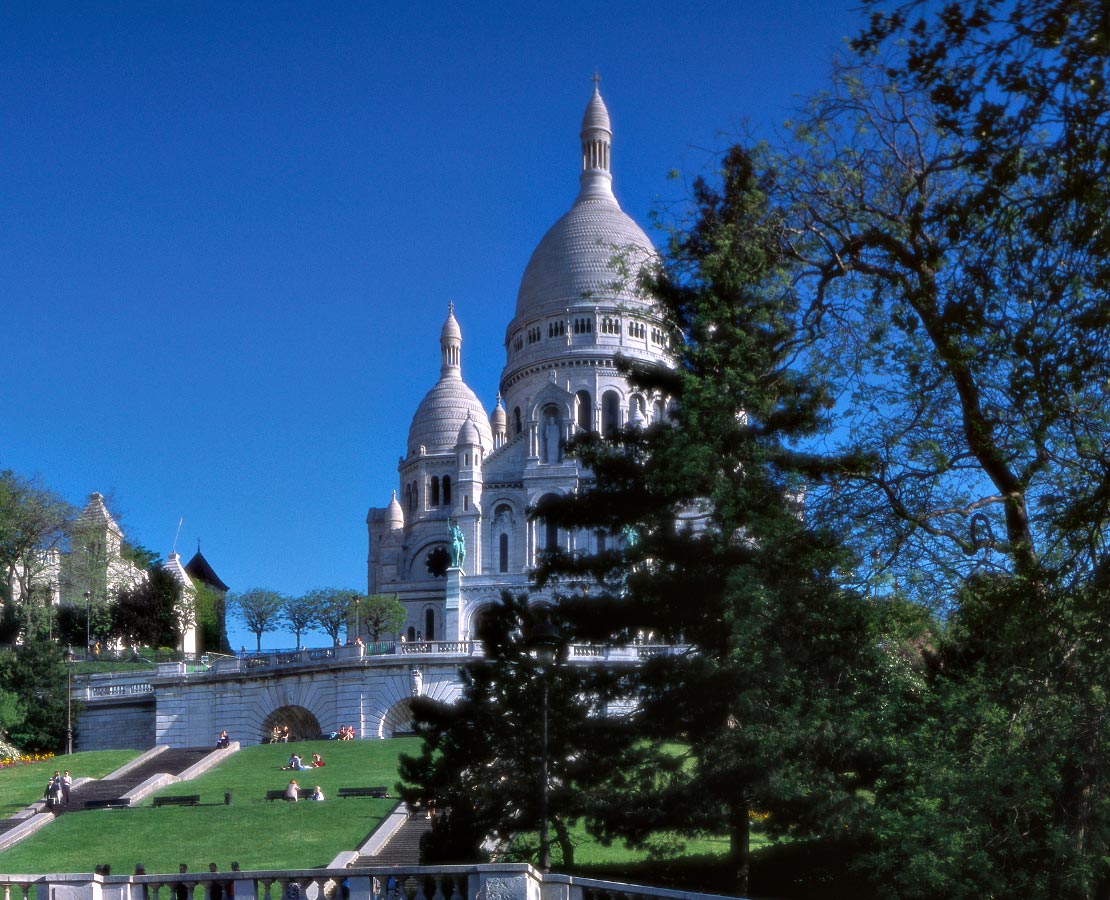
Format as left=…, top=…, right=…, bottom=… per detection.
left=457, top=411, right=482, bottom=447
left=490, top=395, right=507, bottom=431
left=386, top=491, right=404, bottom=529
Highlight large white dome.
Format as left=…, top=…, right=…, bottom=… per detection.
left=514, top=196, right=655, bottom=319
left=513, top=83, right=657, bottom=322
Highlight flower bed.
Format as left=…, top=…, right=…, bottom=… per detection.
left=0, top=751, right=55, bottom=769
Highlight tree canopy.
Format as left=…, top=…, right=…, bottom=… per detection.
left=402, top=3, right=1110, bottom=896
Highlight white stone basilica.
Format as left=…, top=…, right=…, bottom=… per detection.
left=365, top=84, right=673, bottom=643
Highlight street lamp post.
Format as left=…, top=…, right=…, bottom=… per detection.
left=529, top=618, right=562, bottom=872
left=84, top=591, right=91, bottom=658
left=64, top=646, right=74, bottom=755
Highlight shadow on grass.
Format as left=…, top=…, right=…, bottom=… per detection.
left=570, top=836, right=877, bottom=900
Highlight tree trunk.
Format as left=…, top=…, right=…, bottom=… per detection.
left=553, top=815, right=574, bottom=868
left=729, top=803, right=751, bottom=895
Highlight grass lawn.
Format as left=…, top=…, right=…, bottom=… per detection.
left=0, top=750, right=140, bottom=818
left=2, top=739, right=796, bottom=894
left=0, top=738, right=419, bottom=876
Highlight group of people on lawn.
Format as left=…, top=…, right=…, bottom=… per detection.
left=282, top=751, right=324, bottom=770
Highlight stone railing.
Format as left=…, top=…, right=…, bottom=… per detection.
left=76, top=674, right=156, bottom=700
left=81, top=643, right=687, bottom=686
left=0, top=864, right=735, bottom=900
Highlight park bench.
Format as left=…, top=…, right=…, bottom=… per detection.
left=337, top=786, right=389, bottom=799
left=84, top=798, right=130, bottom=809
left=151, top=794, right=200, bottom=807
left=266, top=789, right=293, bottom=801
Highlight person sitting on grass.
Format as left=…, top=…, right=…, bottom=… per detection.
left=311, top=753, right=324, bottom=767
left=282, top=753, right=305, bottom=771
left=311, top=785, right=325, bottom=801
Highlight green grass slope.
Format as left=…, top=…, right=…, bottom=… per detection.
left=0, top=739, right=418, bottom=875
left=0, top=751, right=141, bottom=818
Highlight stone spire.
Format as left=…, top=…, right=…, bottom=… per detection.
left=440, top=301, right=462, bottom=378
left=578, top=75, right=614, bottom=202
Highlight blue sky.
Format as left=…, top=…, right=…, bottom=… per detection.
left=2, top=1, right=865, bottom=650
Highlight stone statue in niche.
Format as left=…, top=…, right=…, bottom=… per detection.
left=543, top=412, right=561, bottom=463
left=448, top=518, right=466, bottom=568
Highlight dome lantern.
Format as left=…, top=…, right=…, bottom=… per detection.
left=579, top=73, right=614, bottom=202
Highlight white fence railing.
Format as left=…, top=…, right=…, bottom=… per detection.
left=0, top=864, right=735, bottom=900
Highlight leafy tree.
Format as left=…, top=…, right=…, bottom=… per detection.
left=112, top=567, right=182, bottom=649
left=282, top=594, right=315, bottom=648
left=731, top=8, right=1110, bottom=895
left=527, top=146, right=894, bottom=895
left=192, top=583, right=228, bottom=654
left=304, top=588, right=358, bottom=646
left=120, top=542, right=161, bottom=571
left=0, top=638, right=74, bottom=753
left=399, top=593, right=631, bottom=867
left=0, top=471, right=74, bottom=637
left=228, top=588, right=285, bottom=653
left=359, top=593, right=406, bottom=641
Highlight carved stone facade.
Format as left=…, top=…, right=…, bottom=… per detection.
left=366, top=85, right=673, bottom=641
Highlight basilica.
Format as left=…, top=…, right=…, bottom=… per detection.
left=365, top=84, right=673, bottom=643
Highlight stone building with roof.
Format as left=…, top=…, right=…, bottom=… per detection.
left=365, top=84, right=673, bottom=643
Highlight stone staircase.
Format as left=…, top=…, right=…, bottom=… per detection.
left=0, top=748, right=213, bottom=844
left=357, top=812, right=434, bottom=866
left=51, top=748, right=213, bottom=818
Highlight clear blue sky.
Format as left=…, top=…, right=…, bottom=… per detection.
left=1, top=1, right=865, bottom=650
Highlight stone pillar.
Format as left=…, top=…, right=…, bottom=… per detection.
left=444, top=567, right=462, bottom=641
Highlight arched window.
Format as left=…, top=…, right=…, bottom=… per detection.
left=602, top=390, right=621, bottom=436
left=407, top=626, right=416, bottom=641
left=424, top=609, right=435, bottom=642
left=575, top=390, right=592, bottom=432
left=546, top=519, right=558, bottom=551
left=429, top=476, right=440, bottom=507
left=654, top=399, right=666, bottom=422
left=443, top=476, right=452, bottom=506
left=514, top=407, right=522, bottom=435
left=499, top=533, right=509, bottom=573
left=538, top=494, right=561, bottom=552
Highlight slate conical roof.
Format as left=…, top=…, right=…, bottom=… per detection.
left=184, top=548, right=229, bottom=593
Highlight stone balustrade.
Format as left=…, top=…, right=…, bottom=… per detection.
left=0, top=864, right=733, bottom=900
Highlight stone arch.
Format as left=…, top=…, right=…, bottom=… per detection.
left=575, top=390, right=593, bottom=431
left=467, top=602, right=499, bottom=641
left=380, top=698, right=417, bottom=737
left=259, top=705, right=323, bottom=743
left=602, top=389, right=622, bottom=435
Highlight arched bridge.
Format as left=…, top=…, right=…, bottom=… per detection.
left=70, top=641, right=671, bottom=750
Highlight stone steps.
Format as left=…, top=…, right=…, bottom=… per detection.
left=357, top=813, right=434, bottom=866
left=50, top=748, right=212, bottom=816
